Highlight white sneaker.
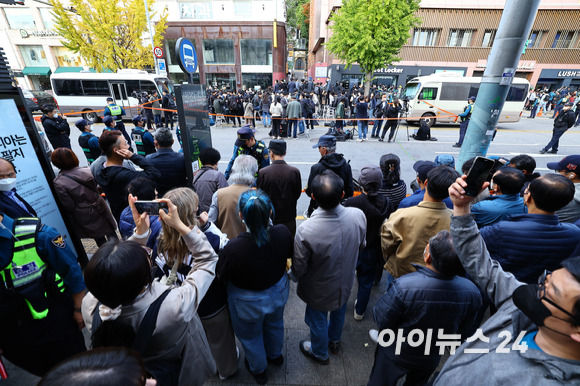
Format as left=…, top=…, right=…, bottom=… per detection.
left=357, top=138, right=363, bottom=142
left=369, top=329, right=379, bottom=343
left=353, top=300, right=364, bottom=321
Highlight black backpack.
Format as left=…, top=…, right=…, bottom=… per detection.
left=92, top=289, right=180, bottom=385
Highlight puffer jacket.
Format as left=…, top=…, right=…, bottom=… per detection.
left=118, top=206, right=162, bottom=250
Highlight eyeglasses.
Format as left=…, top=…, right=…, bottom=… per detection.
left=537, top=270, right=579, bottom=323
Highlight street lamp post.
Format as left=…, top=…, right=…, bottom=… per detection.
left=143, top=0, right=159, bottom=75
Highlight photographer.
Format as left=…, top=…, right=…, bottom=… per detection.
left=379, top=99, right=402, bottom=142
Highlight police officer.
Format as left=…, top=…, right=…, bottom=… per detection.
left=104, top=97, right=126, bottom=129
left=103, top=115, right=132, bottom=152
left=0, top=212, right=86, bottom=376
left=453, top=96, right=476, bottom=148
left=130, top=115, right=156, bottom=156
left=224, top=125, right=270, bottom=180
left=75, top=118, right=100, bottom=165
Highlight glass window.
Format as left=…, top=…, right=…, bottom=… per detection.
left=235, top=1, right=252, bottom=18
left=156, top=78, right=175, bottom=94
left=52, top=79, right=82, bottom=96
left=241, top=39, right=272, bottom=66
left=371, top=76, right=397, bottom=88
left=440, top=83, right=470, bottom=101
left=242, top=73, right=272, bottom=90
left=468, top=83, right=480, bottom=98
left=447, top=29, right=474, bottom=47
left=140, top=81, right=158, bottom=95
left=295, top=58, right=305, bottom=70
left=39, top=8, right=55, bottom=30
left=53, top=46, right=83, bottom=67
left=124, top=80, right=141, bottom=96
left=164, top=38, right=178, bottom=65
left=506, top=84, right=528, bottom=102
left=340, top=74, right=364, bottom=90
left=551, top=31, right=578, bottom=49
left=206, top=73, right=236, bottom=90
left=81, top=80, right=109, bottom=96
left=528, top=30, right=544, bottom=48
left=203, top=39, right=235, bottom=64
left=179, top=2, right=213, bottom=19
left=482, top=30, right=496, bottom=48
left=18, top=45, right=49, bottom=67
left=402, top=82, right=420, bottom=100
left=419, top=87, right=438, bottom=100
left=412, top=29, right=439, bottom=46
left=4, top=8, right=36, bottom=29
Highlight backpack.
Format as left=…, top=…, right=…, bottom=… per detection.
left=542, top=94, right=550, bottom=102
left=92, top=289, right=180, bottom=385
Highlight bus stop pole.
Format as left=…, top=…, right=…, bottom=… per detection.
left=144, top=0, right=159, bottom=75
left=457, top=0, right=540, bottom=171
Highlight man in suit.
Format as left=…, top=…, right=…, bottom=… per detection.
left=0, top=157, right=36, bottom=218
left=257, top=140, right=302, bottom=236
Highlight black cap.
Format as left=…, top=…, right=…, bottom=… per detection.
left=413, top=160, right=437, bottom=182
left=268, top=139, right=286, bottom=154
left=313, top=135, right=336, bottom=149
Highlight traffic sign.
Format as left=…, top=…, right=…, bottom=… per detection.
left=157, top=58, right=167, bottom=76
left=153, top=46, right=164, bottom=58
left=175, top=38, right=197, bottom=75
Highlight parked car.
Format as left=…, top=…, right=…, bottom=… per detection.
left=22, top=89, right=58, bottom=113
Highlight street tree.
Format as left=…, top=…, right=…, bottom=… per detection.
left=287, top=0, right=310, bottom=39
left=326, top=0, right=421, bottom=96
left=50, top=0, right=168, bottom=72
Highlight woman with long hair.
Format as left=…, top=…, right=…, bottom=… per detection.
left=269, top=95, right=283, bottom=139
left=378, top=153, right=407, bottom=210
left=217, top=190, right=292, bottom=385
left=51, top=148, right=118, bottom=247
left=81, top=195, right=218, bottom=385
left=155, top=188, right=238, bottom=380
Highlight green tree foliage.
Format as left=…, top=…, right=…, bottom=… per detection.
left=326, top=0, right=421, bottom=95
left=287, top=0, right=309, bottom=38
left=50, top=0, right=168, bottom=72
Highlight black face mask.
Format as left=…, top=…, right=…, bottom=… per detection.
left=512, top=284, right=552, bottom=327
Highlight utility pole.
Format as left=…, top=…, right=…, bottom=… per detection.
left=457, top=0, right=540, bottom=171
left=143, top=0, right=159, bottom=75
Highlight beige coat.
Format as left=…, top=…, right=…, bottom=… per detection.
left=82, top=228, right=218, bottom=386
left=381, top=201, right=452, bottom=278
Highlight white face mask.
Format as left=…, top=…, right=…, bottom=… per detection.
left=0, top=177, right=17, bottom=192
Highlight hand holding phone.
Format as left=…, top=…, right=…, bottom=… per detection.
left=134, top=200, right=169, bottom=214
left=464, top=156, right=495, bottom=196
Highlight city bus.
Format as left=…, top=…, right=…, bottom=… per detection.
left=400, top=75, right=530, bottom=126
left=50, top=69, right=174, bottom=121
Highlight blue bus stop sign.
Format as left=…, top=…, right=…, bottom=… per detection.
left=175, top=38, right=198, bottom=75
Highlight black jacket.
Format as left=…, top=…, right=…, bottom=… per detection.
left=94, top=154, right=161, bottom=222
left=554, top=109, right=576, bottom=131
left=385, top=103, right=402, bottom=119
left=257, top=160, right=302, bottom=223
left=305, top=153, right=354, bottom=214
left=41, top=115, right=71, bottom=149
left=343, top=193, right=392, bottom=249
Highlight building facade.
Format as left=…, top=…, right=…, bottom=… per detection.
left=160, top=0, right=287, bottom=90
left=0, top=3, right=86, bottom=90
left=309, top=0, right=580, bottom=91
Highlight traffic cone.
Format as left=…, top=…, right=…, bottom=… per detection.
left=537, top=110, right=542, bottom=117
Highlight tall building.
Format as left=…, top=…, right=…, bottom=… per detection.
left=159, top=0, right=287, bottom=90
left=309, top=0, right=580, bottom=91
left=0, top=3, right=86, bottom=90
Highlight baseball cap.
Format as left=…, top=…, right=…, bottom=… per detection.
left=413, top=160, right=437, bottom=182
left=469, top=96, right=476, bottom=101
left=235, top=125, right=256, bottom=147
left=359, top=165, right=382, bottom=187
left=547, top=155, right=580, bottom=173
left=75, top=118, right=93, bottom=130
left=434, top=154, right=455, bottom=169
left=312, top=135, right=336, bottom=149
left=102, top=115, right=115, bottom=126
left=268, top=139, right=286, bottom=154
left=132, top=115, right=143, bottom=125
left=106, top=97, right=114, bottom=102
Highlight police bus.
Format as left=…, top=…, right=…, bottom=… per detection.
left=50, top=69, right=174, bottom=121
left=400, top=74, right=530, bottom=127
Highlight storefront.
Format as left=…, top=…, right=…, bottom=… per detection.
left=536, top=69, right=580, bottom=92
left=327, top=64, right=467, bottom=90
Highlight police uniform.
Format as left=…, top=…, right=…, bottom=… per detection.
left=224, top=126, right=270, bottom=179
left=454, top=98, right=475, bottom=147
left=78, top=131, right=101, bottom=165
left=0, top=214, right=86, bottom=376
left=104, top=100, right=127, bottom=136
left=131, top=117, right=156, bottom=156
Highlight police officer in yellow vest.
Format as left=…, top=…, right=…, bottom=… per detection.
left=0, top=213, right=86, bottom=376
left=453, top=96, right=476, bottom=148
left=224, top=125, right=270, bottom=180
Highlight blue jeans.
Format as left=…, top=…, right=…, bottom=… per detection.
left=543, top=129, right=566, bottom=152
left=358, top=120, right=368, bottom=139
left=355, top=246, right=381, bottom=316
left=262, top=111, right=271, bottom=126
left=288, top=119, right=298, bottom=137
left=154, top=114, right=162, bottom=126
left=304, top=303, right=347, bottom=360
left=227, top=275, right=289, bottom=374
left=372, top=119, right=383, bottom=136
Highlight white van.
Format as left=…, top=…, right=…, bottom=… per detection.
left=400, top=75, right=530, bottom=126
left=50, top=69, right=174, bottom=121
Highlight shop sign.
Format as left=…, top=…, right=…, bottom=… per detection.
left=375, top=67, right=404, bottom=74
left=20, top=29, right=60, bottom=38
left=557, top=70, right=580, bottom=78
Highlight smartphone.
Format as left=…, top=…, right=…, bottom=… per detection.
left=134, top=201, right=168, bottom=214
left=464, top=157, right=495, bottom=196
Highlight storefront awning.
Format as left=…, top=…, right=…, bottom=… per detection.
left=54, top=66, right=87, bottom=73
left=22, top=67, right=52, bottom=76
